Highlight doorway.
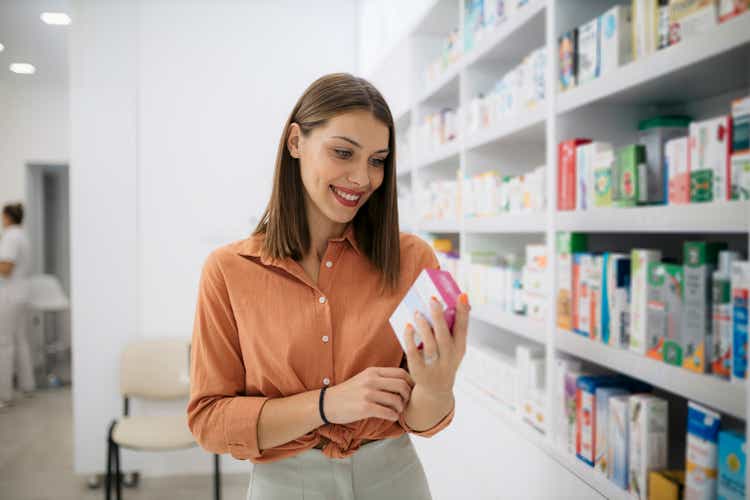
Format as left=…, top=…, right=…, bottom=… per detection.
left=25, top=163, right=71, bottom=388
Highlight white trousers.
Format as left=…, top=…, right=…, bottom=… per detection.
left=246, top=433, right=432, bottom=500
left=0, top=290, right=35, bottom=402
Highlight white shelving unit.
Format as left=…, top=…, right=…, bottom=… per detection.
left=367, top=0, right=750, bottom=496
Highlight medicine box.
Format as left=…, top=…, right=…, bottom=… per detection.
left=577, top=142, right=612, bottom=210
left=630, top=249, right=663, bottom=355
left=681, top=241, right=727, bottom=373
left=717, top=430, right=746, bottom=500
left=575, top=253, right=595, bottom=337
left=389, top=268, right=461, bottom=352
left=666, top=136, right=690, bottom=204
left=669, top=0, right=719, bottom=45
left=731, top=96, right=750, bottom=154
left=577, top=17, right=600, bottom=84
left=593, top=147, right=614, bottom=207
left=559, top=30, right=578, bottom=91
left=600, top=5, right=632, bottom=75
left=629, top=395, right=669, bottom=500
left=558, top=139, right=591, bottom=210
left=719, top=0, right=750, bottom=22
left=646, top=262, right=684, bottom=363
left=712, top=251, right=741, bottom=378
left=594, top=386, right=630, bottom=475
left=589, top=255, right=604, bottom=342
left=557, top=233, right=589, bottom=331
left=576, top=375, right=625, bottom=467
left=603, top=253, right=631, bottom=348
left=562, top=368, right=588, bottom=454
left=608, top=394, right=630, bottom=489
left=633, top=0, right=660, bottom=59
left=731, top=261, right=750, bottom=382
left=613, top=144, right=647, bottom=206
left=638, top=116, right=691, bottom=204
left=730, top=152, right=750, bottom=200
left=689, top=115, right=732, bottom=203
left=649, top=470, right=686, bottom=500
left=554, top=356, right=583, bottom=453
left=685, top=401, right=721, bottom=500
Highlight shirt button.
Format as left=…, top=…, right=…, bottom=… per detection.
left=322, top=335, right=329, bottom=343
left=323, top=377, right=331, bottom=386
left=325, top=260, right=333, bottom=268
left=319, top=296, right=327, bottom=304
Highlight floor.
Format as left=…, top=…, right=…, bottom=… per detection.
left=0, top=387, right=249, bottom=500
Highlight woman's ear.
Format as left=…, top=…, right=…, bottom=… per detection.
left=287, top=123, right=301, bottom=158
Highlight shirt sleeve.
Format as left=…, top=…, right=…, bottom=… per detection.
left=187, top=250, right=269, bottom=460
left=397, top=237, right=455, bottom=437
left=0, top=232, right=20, bottom=262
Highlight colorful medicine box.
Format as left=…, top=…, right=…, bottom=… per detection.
left=608, top=394, right=630, bottom=489
left=558, top=139, right=592, bottom=211
left=559, top=30, right=578, bottom=91
left=681, top=241, right=727, bottom=373
left=577, top=17, right=600, bottom=84
left=557, top=232, right=588, bottom=331
left=574, top=253, right=595, bottom=337
left=603, top=253, right=631, bottom=348
left=576, top=375, right=625, bottom=467
left=629, top=395, right=669, bottom=500
left=594, top=386, right=630, bottom=475
left=731, top=96, right=750, bottom=154
left=731, top=152, right=750, bottom=200
left=689, top=115, right=732, bottom=203
left=731, top=261, right=750, bottom=382
left=613, top=144, right=647, bottom=206
left=713, top=251, right=741, bottom=378
left=638, top=116, right=691, bottom=205
left=666, top=136, right=691, bottom=204
left=630, top=249, right=663, bottom=355
left=646, top=262, right=684, bottom=363
left=593, top=147, right=615, bottom=207
left=577, top=142, right=612, bottom=210
left=669, top=0, right=719, bottom=45
left=389, top=268, right=461, bottom=351
left=685, top=401, right=721, bottom=500
left=719, top=0, right=750, bottom=22
left=649, top=470, right=686, bottom=500
left=600, top=5, right=633, bottom=75
left=718, top=430, right=746, bottom=500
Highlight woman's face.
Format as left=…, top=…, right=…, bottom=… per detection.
left=1, top=213, right=10, bottom=229
left=289, top=110, right=389, bottom=226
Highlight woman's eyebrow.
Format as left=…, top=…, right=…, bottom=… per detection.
left=331, top=135, right=389, bottom=154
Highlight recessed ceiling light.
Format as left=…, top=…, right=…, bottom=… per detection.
left=40, top=12, right=71, bottom=25
left=10, top=63, right=36, bottom=75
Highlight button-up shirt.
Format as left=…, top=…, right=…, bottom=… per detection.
left=187, top=224, right=454, bottom=463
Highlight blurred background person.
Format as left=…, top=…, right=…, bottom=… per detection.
left=0, top=203, right=35, bottom=409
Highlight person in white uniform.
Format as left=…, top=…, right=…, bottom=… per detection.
left=0, top=203, right=35, bottom=408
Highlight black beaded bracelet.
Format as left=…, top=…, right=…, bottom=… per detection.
left=319, top=386, right=330, bottom=425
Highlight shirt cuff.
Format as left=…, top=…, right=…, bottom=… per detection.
left=398, top=400, right=455, bottom=437
left=224, top=395, right=270, bottom=460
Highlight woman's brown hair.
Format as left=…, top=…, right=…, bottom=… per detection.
left=3, top=203, right=24, bottom=225
left=253, top=73, right=400, bottom=291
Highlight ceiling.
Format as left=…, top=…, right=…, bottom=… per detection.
left=0, top=0, right=70, bottom=85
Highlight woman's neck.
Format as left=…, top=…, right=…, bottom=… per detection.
left=305, top=200, right=347, bottom=261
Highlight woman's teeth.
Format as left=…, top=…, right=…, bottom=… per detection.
left=331, top=186, right=361, bottom=202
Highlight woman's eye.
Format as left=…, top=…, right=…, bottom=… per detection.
left=334, top=149, right=352, bottom=159
left=371, top=158, right=386, bottom=167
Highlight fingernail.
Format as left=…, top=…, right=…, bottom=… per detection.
left=405, top=322, right=414, bottom=333
left=414, top=310, right=421, bottom=321
left=459, top=293, right=469, bottom=306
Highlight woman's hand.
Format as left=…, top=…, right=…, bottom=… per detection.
left=404, top=293, right=470, bottom=399
left=323, top=366, right=414, bottom=424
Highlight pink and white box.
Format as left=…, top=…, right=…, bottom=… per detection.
left=390, top=268, right=462, bottom=351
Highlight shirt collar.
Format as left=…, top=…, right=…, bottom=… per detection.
left=237, top=223, right=361, bottom=262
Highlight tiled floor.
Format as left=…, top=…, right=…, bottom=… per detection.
left=0, top=387, right=248, bottom=500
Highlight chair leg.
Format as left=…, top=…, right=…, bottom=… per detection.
left=114, top=443, right=122, bottom=500
left=213, top=454, right=221, bottom=500
left=105, top=438, right=112, bottom=500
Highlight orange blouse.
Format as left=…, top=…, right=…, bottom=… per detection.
left=187, top=224, right=454, bottom=464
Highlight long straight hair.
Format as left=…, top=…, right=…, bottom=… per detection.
left=253, top=73, right=400, bottom=291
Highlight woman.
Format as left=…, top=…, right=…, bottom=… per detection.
left=188, top=73, right=470, bottom=499
left=0, top=203, right=34, bottom=409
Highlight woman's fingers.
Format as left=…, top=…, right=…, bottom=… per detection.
left=368, top=389, right=406, bottom=414
left=414, top=310, right=438, bottom=363
left=429, top=296, right=453, bottom=350
left=403, top=324, right=424, bottom=372
left=376, top=374, right=413, bottom=403
left=452, top=293, right=470, bottom=357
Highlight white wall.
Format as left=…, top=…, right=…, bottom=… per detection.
left=70, top=0, right=356, bottom=477
left=0, top=81, right=69, bottom=205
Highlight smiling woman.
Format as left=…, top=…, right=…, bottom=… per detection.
left=188, top=73, right=468, bottom=500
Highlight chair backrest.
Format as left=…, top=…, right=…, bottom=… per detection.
left=120, top=339, right=190, bottom=400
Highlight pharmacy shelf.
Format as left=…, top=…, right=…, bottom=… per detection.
left=465, top=106, right=546, bottom=151
left=397, top=163, right=413, bottom=177
left=463, top=1, right=546, bottom=70
left=556, top=201, right=750, bottom=233
left=464, top=212, right=546, bottom=233
left=556, top=330, right=747, bottom=420
left=471, top=304, right=545, bottom=344
left=417, top=219, right=461, bottom=233
left=458, top=376, right=630, bottom=500
left=418, top=66, right=461, bottom=106
left=557, top=14, right=750, bottom=114
left=413, top=140, right=461, bottom=170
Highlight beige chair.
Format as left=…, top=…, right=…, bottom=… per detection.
left=106, top=339, right=221, bottom=500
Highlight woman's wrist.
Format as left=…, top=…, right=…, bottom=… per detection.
left=403, top=384, right=454, bottom=432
